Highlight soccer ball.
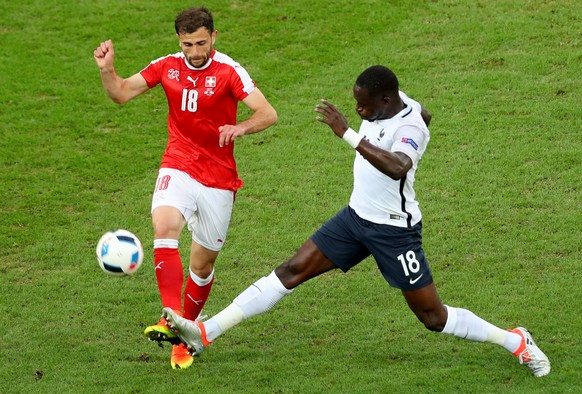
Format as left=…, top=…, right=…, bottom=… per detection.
left=96, top=229, right=144, bottom=276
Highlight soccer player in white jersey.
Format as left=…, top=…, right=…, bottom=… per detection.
left=161, top=65, right=550, bottom=377
left=93, top=7, right=277, bottom=369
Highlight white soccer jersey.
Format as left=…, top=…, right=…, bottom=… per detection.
left=348, top=92, right=430, bottom=228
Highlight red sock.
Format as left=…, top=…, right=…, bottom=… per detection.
left=154, top=247, right=184, bottom=312
left=183, top=271, right=214, bottom=320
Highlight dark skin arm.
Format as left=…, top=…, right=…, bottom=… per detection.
left=315, top=99, right=412, bottom=180
left=420, top=106, right=432, bottom=127
left=357, top=141, right=412, bottom=180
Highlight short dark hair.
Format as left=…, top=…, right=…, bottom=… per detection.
left=355, top=65, right=399, bottom=99
left=175, top=6, right=214, bottom=35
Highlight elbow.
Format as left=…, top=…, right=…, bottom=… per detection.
left=385, top=160, right=412, bottom=180
left=110, top=95, right=129, bottom=105
left=378, top=162, right=408, bottom=180
left=421, top=108, right=432, bottom=127
left=424, top=114, right=432, bottom=127
left=105, top=87, right=132, bottom=104
left=387, top=168, right=408, bottom=181
left=269, top=107, right=278, bottom=126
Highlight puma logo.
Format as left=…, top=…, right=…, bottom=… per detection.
left=187, top=76, right=199, bottom=87
left=186, top=294, right=203, bottom=305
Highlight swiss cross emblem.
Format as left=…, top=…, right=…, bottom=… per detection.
left=205, top=76, right=216, bottom=88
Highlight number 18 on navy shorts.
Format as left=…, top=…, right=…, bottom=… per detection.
left=311, top=206, right=433, bottom=291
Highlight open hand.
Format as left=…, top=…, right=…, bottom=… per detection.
left=315, top=99, right=350, bottom=138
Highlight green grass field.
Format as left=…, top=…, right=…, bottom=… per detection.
left=1, top=0, right=580, bottom=392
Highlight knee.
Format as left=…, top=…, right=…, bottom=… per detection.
left=152, top=207, right=184, bottom=239
left=417, top=308, right=448, bottom=332
left=274, top=240, right=332, bottom=289
left=189, top=244, right=218, bottom=279
left=189, top=264, right=214, bottom=279
left=275, top=260, right=305, bottom=289
left=152, top=217, right=181, bottom=239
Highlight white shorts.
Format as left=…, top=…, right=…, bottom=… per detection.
left=151, top=168, right=234, bottom=251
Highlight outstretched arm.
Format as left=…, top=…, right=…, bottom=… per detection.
left=315, top=99, right=412, bottom=180
left=218, top=88, right=278, bottom=147
left=94, top=40, right=149, bottom=104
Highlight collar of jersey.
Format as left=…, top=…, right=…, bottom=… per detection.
left=183, top=56, right=214, bottom=71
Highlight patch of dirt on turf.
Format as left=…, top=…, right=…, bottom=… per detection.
left=136, top=353, right=150, bottom=362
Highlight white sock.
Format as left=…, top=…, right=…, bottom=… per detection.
left=441, top=305, right=522, bottom=353
left=204, top=271, right=293, bottom=342
left=189, top=267, right=214, bottom=286
left=153, top=238, right=179, bottom=249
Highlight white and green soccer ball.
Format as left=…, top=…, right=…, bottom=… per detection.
left=96, top=229, right=144, bottom=276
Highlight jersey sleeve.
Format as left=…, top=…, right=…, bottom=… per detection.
left=391, top=125, right=427, bottom=163
left=139, top=59, right=164, bottom=88
left=229, top=64, right=255, bottom=101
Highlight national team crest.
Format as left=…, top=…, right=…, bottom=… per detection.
left=205, top=76, right=217, bottom=88
left=168, top=69, right=180, bottom=81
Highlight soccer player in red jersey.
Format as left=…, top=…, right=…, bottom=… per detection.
left=94, top=7, right=277, bottom=369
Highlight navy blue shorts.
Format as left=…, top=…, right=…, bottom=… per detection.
left=310, top=206, right=433, bottom=291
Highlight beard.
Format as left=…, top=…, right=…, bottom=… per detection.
left=187, top=52, right=210, bottom=68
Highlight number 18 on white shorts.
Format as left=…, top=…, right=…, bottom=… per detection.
left=151, top=168, right=234, bottom=251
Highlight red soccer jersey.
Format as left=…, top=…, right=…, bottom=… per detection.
left=140, top=50, right=255, bottom=191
